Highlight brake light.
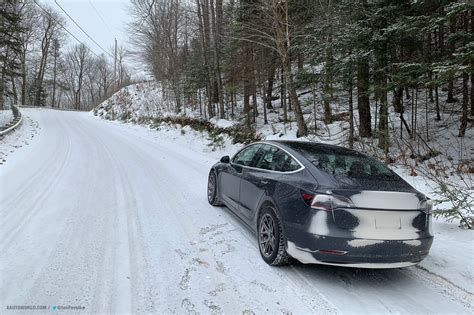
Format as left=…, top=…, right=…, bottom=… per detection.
left=310, top=194, right=333, bottom=211
left=301, top=193, right=314, bottom=206
left=300, top=192, right=353, bottom=211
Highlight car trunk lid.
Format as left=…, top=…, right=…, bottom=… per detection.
left=330, top=190, right=429, bottom=240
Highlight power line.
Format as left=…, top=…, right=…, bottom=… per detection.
left=32, top=0, right=102, bottom=59
left=88, top=0, right=114, bottom=37
left=54, top=0, right=114, bottom=59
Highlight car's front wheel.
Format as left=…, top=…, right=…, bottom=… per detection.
left=207, top=170, right=222, bottom=206
left=258, top=205, right=290, bottom=266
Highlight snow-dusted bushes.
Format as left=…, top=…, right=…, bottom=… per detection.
left=141, top=115, right=262, bottom=146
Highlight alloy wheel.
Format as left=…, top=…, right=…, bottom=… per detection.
left=208, top=172, right=216, bottom=203
left=259, top=213, right=276, bottom=258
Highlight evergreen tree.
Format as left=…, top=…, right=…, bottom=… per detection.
left=0, top=0, right=24, bottom=110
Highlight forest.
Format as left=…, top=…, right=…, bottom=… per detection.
left=126, top=0, right=473, bottom=149
left=0, top=0, right=131, bottom=111
left=1, top=1, right=473, bottom=147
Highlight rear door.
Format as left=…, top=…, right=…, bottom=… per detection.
left=219, top=144, right=262, bottom=211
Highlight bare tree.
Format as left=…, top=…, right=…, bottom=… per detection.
left=65, top=44, right=89, bottom=110
left=17, top=1, right=40, bottom=106
left=34, top=6, right=62, bottom=106
left=96, top=55, right=112, bottom=101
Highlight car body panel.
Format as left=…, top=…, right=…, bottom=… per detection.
left=218, top=163, right=242, bottom=210
left=239, top=167, right=280, bottom=221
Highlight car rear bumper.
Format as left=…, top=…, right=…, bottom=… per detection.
left=285, top=226, right=433, bottom=268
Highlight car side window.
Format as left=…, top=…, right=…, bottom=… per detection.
left=255, top=145, right=301, bottom=172
left=255, top=145, right=277, bottom=170
left=232, top=144, right=262, bottom=167
left=282, top=156, right=301, bottom=172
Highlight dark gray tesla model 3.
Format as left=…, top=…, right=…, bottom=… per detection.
left=207, top=140, right=433, bottom=268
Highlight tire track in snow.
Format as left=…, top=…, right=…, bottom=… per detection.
left=1, top=113, right=61, bottom=215
left=94, top=121, right=337, bottom=314
left=7, top=113, right=122, bottom=310
left=0, top=115, right=73, bottom=253
left=410, top=266, right=473, bottom=311
left=72, top=115, right=134, bottom=313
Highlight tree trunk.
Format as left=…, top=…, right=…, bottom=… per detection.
left=323, top=33, right=333, bottom=124
left=459, top=71, right=468, bottom=137
left=297, top=53, right=304, bottom=72
left=435, top=79, right=441, bottom=121
left=348, top=77, right=354, bottom=149
left=323, top=81, right=332, bottom=124
left=265, top=56, right=275, bottom=110
left=471, top=9, right=474, bottom=116
left=196, top=0, right=214, bottom=118
left=263, top=88, right=268, bottom=125
left=210, top=0, right=224, bottom=119
left=377, top=41, right=389, bottom=154
left=393, top=88, right=403, bottom=113
left=471, top=63, right=474, bottom=116
left=244, top=79, right=251, bottom=127
left=251, top=50, right=258, bottom=122
left=20, top=52, right=26, bottom=105
left=282, top=53, right=307, bottom=137
left=427, top=32, right=434, bottom=102
left=0, top=65, right=5, bottom=111
left=459, top=13, right=469, bottom=137
left=281, top=67, right=287, bottom=122
left=357, top=57, right=371, bottom=137
left=414, top=88, right=418, bottom=137
left=52, top=39, right=58, bottom=108
left=35, top=17, right=54, bottom=106
left=446, top=15, right=456, bottom=103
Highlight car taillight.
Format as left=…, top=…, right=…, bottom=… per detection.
left=301, top=193, right=314, bottom=206
left=419, top=199, right=433, bottom=214
left=301, top=192, right=353, bottom=211
left=310, top=194, right=333, bottom=211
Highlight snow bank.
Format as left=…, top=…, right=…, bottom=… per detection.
left=94, top=82, right=164, bottom=121
left=0, top=109, right=14, bottom=127
left=420, top=221, right=473, bottom=294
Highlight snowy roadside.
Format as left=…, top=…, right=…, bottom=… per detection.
left=0, top=113, right=39, bottom=165
left=0, top=109, right=14, bottom=127
left=90, top=112, right=473, bottom=294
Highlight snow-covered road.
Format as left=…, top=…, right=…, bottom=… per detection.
left=1, top=109, right=472, bottom=314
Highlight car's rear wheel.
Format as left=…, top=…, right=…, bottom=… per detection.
left=207, top=170, right=222, bottom=206
left=258, top=205, right=290, bottom=266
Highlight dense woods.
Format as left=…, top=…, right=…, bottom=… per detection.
left=1, top=0, right=472, bottom=144
left=128, top=0, right=473, bottom=146
left=0, top=0, right=130, bottom=111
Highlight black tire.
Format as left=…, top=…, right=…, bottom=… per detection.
left=257, top=205, right=290, bottom=266
left=207, top=170, right=222, bottom=206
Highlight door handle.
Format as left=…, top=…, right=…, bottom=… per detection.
left=260, top=180, right=269, bottom=185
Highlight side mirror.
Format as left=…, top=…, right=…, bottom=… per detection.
left=220, top=155, right=230, bottom=163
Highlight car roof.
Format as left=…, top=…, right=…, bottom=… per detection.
left=264, top=140, right=359, bottom=156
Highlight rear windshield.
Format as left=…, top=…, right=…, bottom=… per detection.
left=293, top=145, right=411, bottom=190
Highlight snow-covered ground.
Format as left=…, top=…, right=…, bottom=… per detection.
left=1, top=108, right=472, bottom=314
left=0, top=109, right=14, bottom=128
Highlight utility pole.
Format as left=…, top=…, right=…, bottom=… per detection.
left=114, top=37, right=117, bottom=90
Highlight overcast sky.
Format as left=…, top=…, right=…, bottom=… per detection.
left=41, top=0, right=148, bottom=78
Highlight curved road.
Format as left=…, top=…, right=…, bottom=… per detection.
left=1, top=109, right=472, bottom=314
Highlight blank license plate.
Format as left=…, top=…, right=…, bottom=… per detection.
left=375, top=214, right=401, bottom=229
